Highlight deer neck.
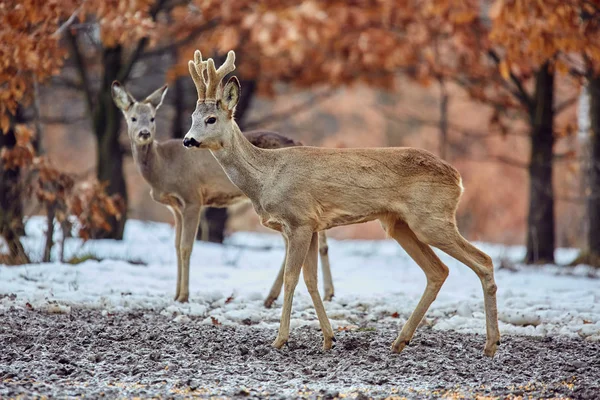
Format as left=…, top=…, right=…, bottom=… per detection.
left=210, top=123, right=268, bottom=199
left=132, top=140, right=161, bottom=184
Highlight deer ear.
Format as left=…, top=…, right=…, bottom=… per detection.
left=111, top=81, right=135, bottom=111
left=221, top=76, right=240, bottom=112
left=143, top=85, right=168, bottom=110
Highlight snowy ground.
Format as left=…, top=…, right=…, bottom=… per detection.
left=1, top=218, right=600, bottom=398
left=1, top=217, right=599, bottom=340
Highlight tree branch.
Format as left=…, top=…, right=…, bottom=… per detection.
left=487, top=49, right=534, bottom=110
left=50, top=76, right=84, bottom=91
left=244, top=89, right=337, bottom=130
left=116, top=37, right=149, bottom=83
left=454, top=76, right=526, bottom=113
left=40, top=115, right=88, bottom=125
left=140, top=20, right=220, bottom=59
left=53, top=2, right=86, bottom=37
left=65, top=29, right=94, bottom=114
left=382, top=112, right=530, bottom=138
left=463, top=154, right=528, bottom=169
left=554, top=95, right=578, bottom=114
left=116, top=0, right=168, bottom=83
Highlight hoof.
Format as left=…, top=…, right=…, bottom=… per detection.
left=390, top=338, right=409, bottom=353
left=272, top=337, right=288, bottom=349
left=484, top=340, right=499, bottom=358
left=323, top=335, right=335, bottom=351
left=323, top=291, right=334, bottom=302
left=175, top=294, right=189, bottom=303
left=263, top=296, right=277, bottom=309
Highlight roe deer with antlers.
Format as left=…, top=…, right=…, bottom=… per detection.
left=111, top=81, right=333, bottom=304
left=182, top=50, right=500, bottom=357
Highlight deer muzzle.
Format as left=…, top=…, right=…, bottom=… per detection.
left=183, top=137, right=201, bottom=148
left=139, top=130, right=151, bottom=140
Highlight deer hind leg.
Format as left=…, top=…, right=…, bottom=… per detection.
left=264, top=235, right=287, bottom=308
left=170, top=207, right=184, bottom=301
left=318, top=231, right=334, bottom=301
left=303, top=232, right=335, bottom=350
left=265, top=231, right=334, bottom=308
left=272, top=226, right=313, bottom=349
left=386, top=219, right=449, bottom=353
left=176, top=205, right=202, bottom=303
left=427, top=226, right=500, bottom=357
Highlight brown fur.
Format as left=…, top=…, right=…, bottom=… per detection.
left=111, top=81, right=334, bottom=305
left=183, top=50, right=500, bottom=357
left=246, top=131, right=303, bottom=149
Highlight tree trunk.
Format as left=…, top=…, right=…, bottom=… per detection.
left=93, top=46, right=127, bottom=239
left=196, top=79, right=257, bottom=242
left=0, top=108, right=29, bottom=263
left=525, top=63, right=555, bottom=264
left=42, top=205, right=55, bottom=263
left=587, top=75, right=600, bottom=266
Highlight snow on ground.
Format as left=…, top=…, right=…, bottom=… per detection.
left=1, top=217, right=599, bottom=341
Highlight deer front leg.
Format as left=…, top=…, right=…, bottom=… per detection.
left=304, top=232, right=335, bottom=350
left=272, top=226, right=313, bottom=349
left=198, top=208, right=210, bottom=242
left=264, top=235, right=287, bottom=308
left=171, top=207, right=183, bottom=301
left=318, top=231, right=334, bottom=301
left=176, top=205, right=202, bottom=303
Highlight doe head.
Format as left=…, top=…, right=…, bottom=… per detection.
left=111, top=81, right=168, bottom=146
left=183, top=50, right=240, bottom=150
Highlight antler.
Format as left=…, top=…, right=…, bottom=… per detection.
left=205, top=50, right=236, bottom=101
left=189, top=50, right=236, bottom=103
left=188, top=50, right=207, bottom=100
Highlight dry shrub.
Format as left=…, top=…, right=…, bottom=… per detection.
left=1, top=126, right=124, bottom=264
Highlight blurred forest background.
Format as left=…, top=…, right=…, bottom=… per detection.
left=2, top=0, right=600, bottom=267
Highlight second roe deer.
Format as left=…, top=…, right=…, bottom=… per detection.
left=182, top=50, right=500, bottom=357
left=111, top=81, right=333, bottom=305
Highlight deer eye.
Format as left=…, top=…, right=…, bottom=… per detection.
left=206, top=117, right=216, bottom=125
left=150, top=117, right=155, bottom=122
left=131, top=117, right=137, bottom=122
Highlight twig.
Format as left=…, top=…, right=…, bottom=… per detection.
left=487, top=49, right=534, bottom=111
left=116, top=0, right=168, bottom=83
left=244, top=89, right=337, bottom=130
left=463, top=154, right=528, bottom=169
left=50, top=76, right=84, bottom=91
left=140, top=21, right=220, bottom=59
left=382, top=112, right=530, bottom=138
left=40, top=115, right=88, bottom=125
left=65, top=29, right=94, bottom=114
left=554, top=96, right=578, bottom=114
left=53, top=2, right=86, bottom=37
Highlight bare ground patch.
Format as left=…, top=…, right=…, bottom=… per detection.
left=1, top=308, right=598, bottom=399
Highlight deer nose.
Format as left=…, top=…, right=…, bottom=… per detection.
left=139, top=130, right=150, bottom=139
left=183, top=137, right=201, bottom=148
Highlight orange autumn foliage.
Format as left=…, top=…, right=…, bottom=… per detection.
left=2, top=126, right=124, bottom=241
